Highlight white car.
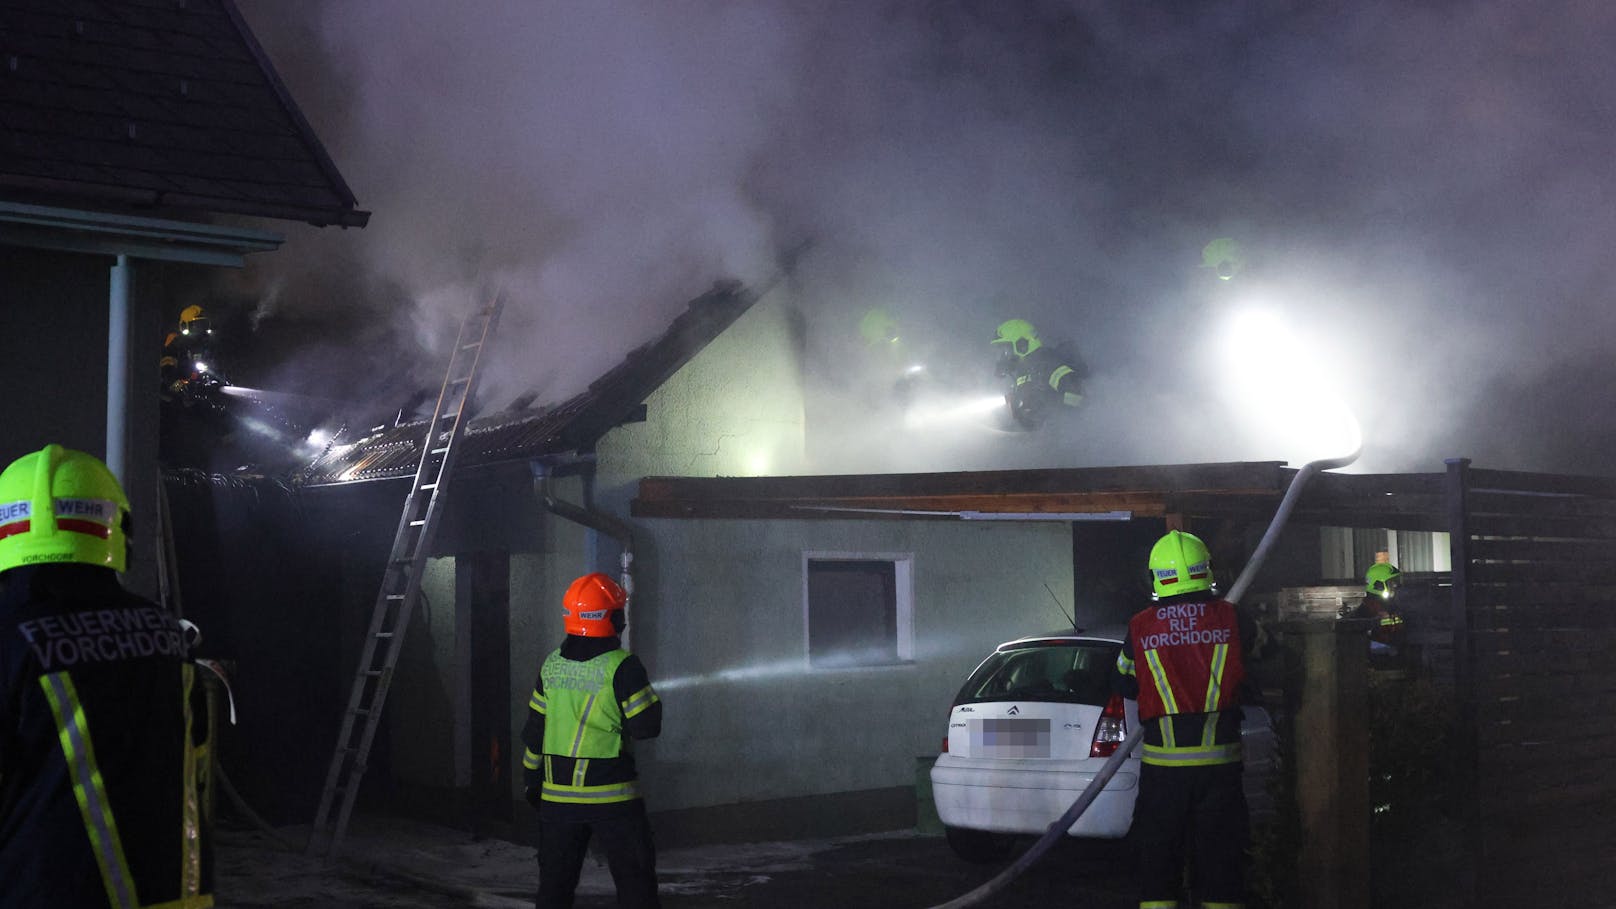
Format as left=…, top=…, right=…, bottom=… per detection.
left=930, top=628, right=1275, bottom=862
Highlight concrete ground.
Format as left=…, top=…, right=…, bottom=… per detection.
left=213, top=817, right=1139, bottom=908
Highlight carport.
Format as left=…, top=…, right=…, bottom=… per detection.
left=636, top=458, right=1616, bottom=908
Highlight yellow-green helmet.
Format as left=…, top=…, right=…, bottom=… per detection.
left=1201, top=237, right=1245, bottom=280
left=1148, top=530, right=1215, bottom=599
left=0, top=444, right=131, bottom=574
left=1365, top=562, right=1401, bottom=599
left=858, top=308, right=900, bottom=346
left=991, top=319, right=1042, bottom=357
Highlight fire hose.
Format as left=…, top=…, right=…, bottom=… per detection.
left=925, top=445, right=1360, bottom=909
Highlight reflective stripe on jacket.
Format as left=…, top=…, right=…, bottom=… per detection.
left=534, top=647, right=653, bottom=805
left=0, top=564, right=214, bottom=908
left=1119, top=597, right=1246, bottom=767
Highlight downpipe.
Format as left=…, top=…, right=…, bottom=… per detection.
left=925, top=445, right=1361, bottom=909
left=530, top=459, right=636, bottom=607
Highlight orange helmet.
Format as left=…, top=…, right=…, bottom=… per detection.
left=563, top=572, right=627, bottom=637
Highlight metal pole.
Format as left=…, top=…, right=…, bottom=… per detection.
left=106, top=254, right=131, bottom=484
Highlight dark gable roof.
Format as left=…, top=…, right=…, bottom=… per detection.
left=300, top=281, right=761, bottom=486
left=0, top=0, right=368, bottom=227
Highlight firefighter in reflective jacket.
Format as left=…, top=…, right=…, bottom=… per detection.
left=521, top=572, right=663, bottom=909
left=0, top=444, right=213, bottom=908
left=1114, top=530, right=1248, bottom=909
left=1355, top=560, right=1406, bottom=661
left=992, top=319, right=1086, bottom=429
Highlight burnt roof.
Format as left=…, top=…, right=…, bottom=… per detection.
left=0, top=0, right=368, bottom=227
left=298, top=281, right=760, bottom=486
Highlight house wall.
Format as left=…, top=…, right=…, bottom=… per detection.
left=594, top=291, right=806, bottom=507
left=0, top=247, right=177, bottom=599
left=385, top=289, right=1078, bottom=840
left=626, top=517, right=1073, bottom=815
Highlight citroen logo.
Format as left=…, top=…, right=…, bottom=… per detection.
left=1007, top=705, right=1020, bottom=715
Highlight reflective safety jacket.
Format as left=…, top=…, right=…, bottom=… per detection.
left=0, top=564, right=213, bottom=909
left=1116, top=596, right=1247, bottom=768
left=1005, top=346, right=1086, bottom=404
left=1356, top=594, right=1406, bottom=648
left=521, top=635, right=661, bottom=812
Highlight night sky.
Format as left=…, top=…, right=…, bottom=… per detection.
left=226, top=1, right=1616, bottom=476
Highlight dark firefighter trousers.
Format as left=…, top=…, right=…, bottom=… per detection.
left=1132, top=761, right=1249, bottom=907
left=537, top=802, right=660, bottom=909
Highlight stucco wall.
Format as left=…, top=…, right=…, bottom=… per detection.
left=627, top=517, right=1073, bottom=811
left=392, top=288, right=1079, bottom=822
left=387, top=555, right=458, bottom=786
left=0, top=248, right=174, bottom=598
left=594, top=291, right=806, bottom=507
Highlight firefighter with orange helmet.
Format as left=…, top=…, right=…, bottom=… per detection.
left=0, top=445, right=213, bottom=907
left=1114, top=530, right=1250, bottom=909
left=521, top=572, right=663, bottom=908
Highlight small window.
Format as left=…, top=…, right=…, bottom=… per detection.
left=803, top=554, right=913, bottom=668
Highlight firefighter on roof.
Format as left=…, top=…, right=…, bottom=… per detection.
left=161, top=305, right=228, bottom=416
left=857, top=307, right=931, bottom=409
left=522, top=572, right=663, bottom=908
left=0, top=444, right=213, bottom=908
left=1114, top=530, right=1250, bottom=909
left=991, top=318, right=1086, bottom=429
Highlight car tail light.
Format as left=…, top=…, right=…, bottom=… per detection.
left=1090, top=694, right=1127, bottom=758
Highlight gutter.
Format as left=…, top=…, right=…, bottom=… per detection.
left=530, top=458, right=636, bottom=606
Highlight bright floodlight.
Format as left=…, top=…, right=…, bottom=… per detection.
left=192, top=361, right=208, bottom=373
left=1222, top=307, right=1362, bottom=463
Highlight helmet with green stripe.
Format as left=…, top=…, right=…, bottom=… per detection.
left=1365, top=562, right=1401, bottom=599
left=0, top=444, right=131, bottom=574
left=1148, top=530, right=1215, bottom=599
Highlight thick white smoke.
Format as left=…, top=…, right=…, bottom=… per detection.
left=231, top=1, right=1616, bottom=476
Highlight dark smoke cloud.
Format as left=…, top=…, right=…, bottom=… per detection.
left=231, top=1, right=1616, bottom=476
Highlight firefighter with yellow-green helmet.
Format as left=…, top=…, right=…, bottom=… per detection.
left=1114, top=530, right=1252, bottom=908
left=0, top=445, right=213, bottom=907
left=992, top=318, right=1087, bottom=429
left=1353, top=556, right=1406, bottom=661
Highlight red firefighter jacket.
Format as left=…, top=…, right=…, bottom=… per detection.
left=1115, top=596, right=1247, bottom=767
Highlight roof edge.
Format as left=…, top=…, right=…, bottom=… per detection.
left=221, top=0, right=367, bottom=226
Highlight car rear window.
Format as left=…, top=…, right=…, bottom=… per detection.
left=954, top=640, right=1121, bottom=707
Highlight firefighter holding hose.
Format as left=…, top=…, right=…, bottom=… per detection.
left=521, top=572, right=663, bottom=908
left=1115, top=530, right=1251, bottom=909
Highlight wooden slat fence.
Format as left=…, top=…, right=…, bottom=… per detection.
left=1447, top=459, right=1616, bottom=907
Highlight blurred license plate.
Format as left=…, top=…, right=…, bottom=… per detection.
left=970, top=718, right=1050, bottom=758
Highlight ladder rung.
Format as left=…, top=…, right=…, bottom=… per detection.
left=317, top=299, right=500, bottom=851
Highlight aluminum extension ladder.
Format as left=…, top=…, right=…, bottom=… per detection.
left=308, top=295, right=503, bottom=856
